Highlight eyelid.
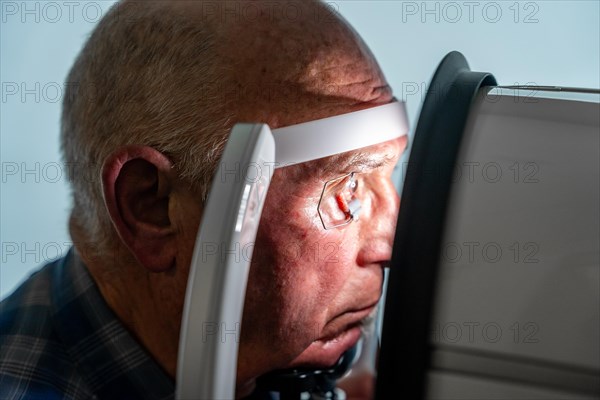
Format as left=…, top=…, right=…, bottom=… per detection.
left=348, top=158, right=393, bottom=175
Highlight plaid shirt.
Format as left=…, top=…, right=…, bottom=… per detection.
left=0, top=249, right=175, bottom=400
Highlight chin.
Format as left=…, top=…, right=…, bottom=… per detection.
left=288, top=324, right=363, bottom=369
left=287, top=304, right=379, bottom=369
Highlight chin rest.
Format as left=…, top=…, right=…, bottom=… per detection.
left=253, top=344, right=358, bottom=400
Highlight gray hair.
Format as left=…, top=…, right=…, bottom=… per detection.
left=61, top=1, right=235, bottom=249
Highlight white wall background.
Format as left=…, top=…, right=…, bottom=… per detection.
left=2, top=0, right=599, bottom=299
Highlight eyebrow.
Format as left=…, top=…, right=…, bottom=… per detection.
left=317, top=151, right=396, bottom=178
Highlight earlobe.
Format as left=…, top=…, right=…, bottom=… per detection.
left=101, top=145, right=177, bottom=272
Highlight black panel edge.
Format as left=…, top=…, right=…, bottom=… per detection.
left=375, top=51, right=497, bottom=399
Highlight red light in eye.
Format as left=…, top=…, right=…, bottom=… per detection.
left=336, top=193, right=349, bottom=214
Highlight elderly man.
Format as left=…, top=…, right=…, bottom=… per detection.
left=0, top=1, right=407, bottom=399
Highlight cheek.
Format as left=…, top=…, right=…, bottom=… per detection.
left=241, top=177, right=369, bottom=368
left=249, top=185, right=349, bottom=319
left=271, top=220, right=360, bottom=322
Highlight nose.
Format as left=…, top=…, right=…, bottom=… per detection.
left=379, top=181, right=401, bottom=242
left=356, top=178, right=400, bottom=267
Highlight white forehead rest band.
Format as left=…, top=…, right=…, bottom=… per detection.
left=271, top=100, right=409, bottom=168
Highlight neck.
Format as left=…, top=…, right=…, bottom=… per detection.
left=74, top=239, right=182, bottom=379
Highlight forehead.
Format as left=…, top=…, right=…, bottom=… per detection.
left=298, top=137, right=405, bottom=181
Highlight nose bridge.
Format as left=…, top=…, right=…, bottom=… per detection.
left=368, top=177, right=400, bottom=240
left=389, top=183, right=401, bottom=218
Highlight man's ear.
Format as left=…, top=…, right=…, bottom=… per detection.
left=101, top=145, right=176, bottom=272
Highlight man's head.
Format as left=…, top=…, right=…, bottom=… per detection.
left=61, top=0, right=407, bottom=395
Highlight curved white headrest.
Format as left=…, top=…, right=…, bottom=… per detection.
left=272, top=100, right=409, bottom=167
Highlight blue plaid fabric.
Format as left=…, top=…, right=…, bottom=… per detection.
left=0, top=249, right=175, bottom=400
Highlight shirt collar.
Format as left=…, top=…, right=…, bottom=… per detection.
left=50, top=249, right=175, bottom=400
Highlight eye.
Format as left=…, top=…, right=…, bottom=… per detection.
left=347, top=173, right=358, bottom=193
left=336, top=173, right=359, bottom=214
left=317, top=172, right=362, bottom=229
